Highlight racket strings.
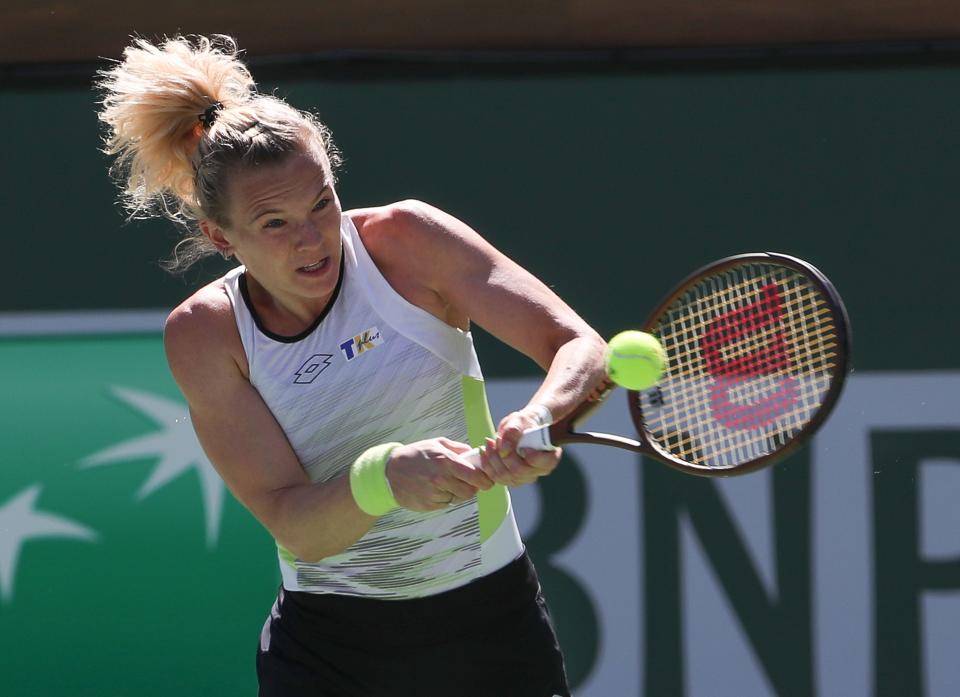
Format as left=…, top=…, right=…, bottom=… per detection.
left=644, top=263, right=839, bottom=470
left=651, top=397, right=828, bottom=462
left=656, top=291, right=828, bottom=463
left=662, top=304, right=838, bottom=374
left=647, top=373, right=835, bottom=434
left=664, top=270, right=829, bottom=351
left=665, top=267, right=835, bottom=377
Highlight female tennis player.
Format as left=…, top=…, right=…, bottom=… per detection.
left=97, top=35, right=605, bottom=697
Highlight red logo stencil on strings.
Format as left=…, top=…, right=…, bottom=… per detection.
left=700, top=283, right=797, bottom=430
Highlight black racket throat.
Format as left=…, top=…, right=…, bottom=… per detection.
left=551, top=423, right=642, bottom=452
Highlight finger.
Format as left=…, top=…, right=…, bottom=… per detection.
left=498, top=416, right=531, bottom=452
left=498, top=407, right=546, bottom=452
left=499, top=447, right=540, bottom=482
left=481, top=438, right=511, bottom=484
left=441, top=477, right=481, bottom=500
left=448, top=453, right=495, bottom=490
left=422, top=486, right=464, bottom=511
left=437, top=437, right=474, bottom=455
left=424, top=494, right=455, bottom=512
left=496, top=432, right=512, bottom=459
left=429, top=492, right=470, bottom=512
left=473, top=440, right=498, bottom=481
left=496, top=426, right=543, bottom=460
left=517, top=446, right=562, bottom=474
left=430, top=489, right=457, bottom=505
left=486, top=441, right=539, bottom=487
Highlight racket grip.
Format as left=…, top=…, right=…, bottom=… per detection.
left=461, top=424, right=555, bottom=468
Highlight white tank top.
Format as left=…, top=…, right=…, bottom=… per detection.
left=222, top=214, right=522, bottom=598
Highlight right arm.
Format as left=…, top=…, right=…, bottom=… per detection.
left=164, top=286, right=490, bottom=563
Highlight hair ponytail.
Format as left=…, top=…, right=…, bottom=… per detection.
left=96, top=35, right=254, bottom=223
left=96, top=35, right=340, bottom=272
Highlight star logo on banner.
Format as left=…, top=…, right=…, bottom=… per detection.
left=80, top=386, right=225, bottom=547
left=0, top=485, right=98, bottom=603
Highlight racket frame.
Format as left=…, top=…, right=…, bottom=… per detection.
left=625, top=251, right=852, bottom=476
left=480, top=252, right=852, bottom=478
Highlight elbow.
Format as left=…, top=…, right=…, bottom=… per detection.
left=259, top=479, right=374, bottom=565
left=292, top=550, right=327, bottom=565
left=572, top=329, right=608, bottom=387
left=263, top=508, right=343, bottom=565
left=275, top=536, right=342, bottom=565
left=584, top=327, right=606, bottom=356
left=571, top=327, right=607, bottom=367
left=269, top=506, right=362, bottom=564
left=588, top=333, right=609, bottom=379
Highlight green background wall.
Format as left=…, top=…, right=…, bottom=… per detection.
left=4, top=64, right=958, bottom=368
left=2, top=62, right=958, bottom=696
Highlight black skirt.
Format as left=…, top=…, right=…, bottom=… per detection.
left=256, top=551, right=570, bottom=697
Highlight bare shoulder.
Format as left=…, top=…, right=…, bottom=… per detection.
left=164, top=277, right=247, bottom=391
left=348, top=199, right=452, bottom=258
left=346, top=201, right=479, bottom=326
left=164, top=278, right=235, bottom=351
left=347, top=199, right=491, bottom=282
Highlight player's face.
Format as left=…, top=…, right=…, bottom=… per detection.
left=217, top=145, right=343, bottom=314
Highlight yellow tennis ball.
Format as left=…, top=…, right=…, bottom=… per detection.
left=605, top=330, right=666, bottom=391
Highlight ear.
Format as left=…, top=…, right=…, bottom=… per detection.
left=199, top=220, right=234, bottom=259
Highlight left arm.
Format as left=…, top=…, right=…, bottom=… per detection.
left=362, top=200, right=607, bottom=485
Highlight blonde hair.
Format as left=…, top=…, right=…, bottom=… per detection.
left=96, top=35, right=341, bottom=271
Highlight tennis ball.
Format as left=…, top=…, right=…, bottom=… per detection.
left=605, top=330, right=666, bottom=391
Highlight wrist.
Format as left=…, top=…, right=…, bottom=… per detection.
left=349, top=442, right=403, bottom=516
left=525, top=403, right=553, bottom=426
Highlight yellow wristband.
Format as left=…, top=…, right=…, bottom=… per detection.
left=349, top=443, right=402, bottom=516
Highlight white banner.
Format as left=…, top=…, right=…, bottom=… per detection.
left=489, top=373, right=960, bottom=697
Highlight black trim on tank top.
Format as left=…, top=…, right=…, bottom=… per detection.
left=238, top=253, right=345, bottom=344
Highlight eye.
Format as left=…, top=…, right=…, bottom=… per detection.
left=312, top=198, right=330, bottom=212
left=264, top=218, right=286, bottom=229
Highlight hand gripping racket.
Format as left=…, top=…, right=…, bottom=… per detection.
left=467, top=252, right=851, bottom=476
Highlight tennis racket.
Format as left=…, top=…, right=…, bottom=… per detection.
left=466, top=252, right=851, bottom=477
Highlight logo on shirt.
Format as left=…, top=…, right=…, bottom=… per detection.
left=293, top=354, right=333, bottom=384
left=339, top=327, right=384, bottom=361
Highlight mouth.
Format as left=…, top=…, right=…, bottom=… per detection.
left=297, top=257, right=329, bottom=275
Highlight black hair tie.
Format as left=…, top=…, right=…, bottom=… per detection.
left=198, top=101, right=223, bottom=129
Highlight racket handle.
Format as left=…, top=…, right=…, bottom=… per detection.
left=461, top=424, right=555, bottom=468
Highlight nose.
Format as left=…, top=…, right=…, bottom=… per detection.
left=296, top=220, right=325, bottom=252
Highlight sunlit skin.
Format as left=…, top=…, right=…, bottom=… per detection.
left=167, top=139, right=604, bottom=562
left=200, top=145, right=343, bottom=336
left=199, top=151, right=571, bottom=490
